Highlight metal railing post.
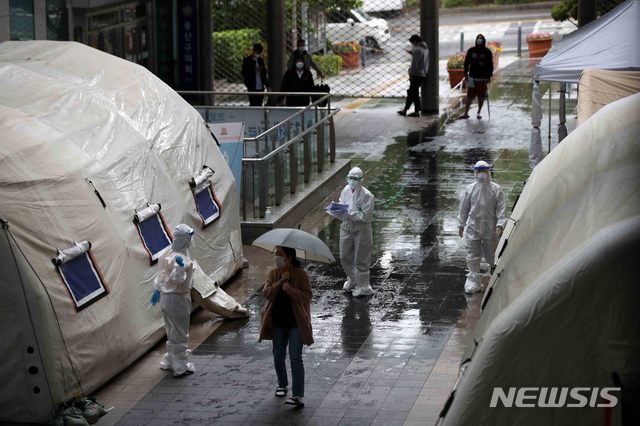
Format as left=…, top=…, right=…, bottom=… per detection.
left=263, top=108, right=270, bottom=154
left=316, top=105, right=324, bottom=173
left=517, top=22, right=522, bottom=57
left=274, top=153, right=283, bottom=205
left=459, top=32, right=464, bottom=52
left=258, top=160, right=268, bottom=218
left=302, top=113, right=311, bottom=183
left=329, top=115, right=336, bottom=163
left=289, top=140, right=298, bottom=194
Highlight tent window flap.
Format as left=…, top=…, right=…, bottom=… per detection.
left=191, top=167, right=221, bottom=228
left=194, top=184, right=221, bottom=227
left=54, top=241, right=108, bottom=311
left=134, top=203, right=172, bottom=264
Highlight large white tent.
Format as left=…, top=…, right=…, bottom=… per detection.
left=529, top=0, right=640, bottom=167
left=0, top=41, right=247, bottom=423
left=440, top=93, right=640, bottom=425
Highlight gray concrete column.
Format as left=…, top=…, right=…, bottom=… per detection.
left=34, top=0, right=47, bottom=40
left=578, top=0, right=598, bottom=27
left=267, top=0, right=285, bottom=94
left=0, top=1, right=10, bottom=42
left=420, top=0, right=439, bottom=114
left=198, top=0, right=213, bottom=103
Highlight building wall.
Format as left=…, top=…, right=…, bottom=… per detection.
left=0, top=0, right=213, bottom=94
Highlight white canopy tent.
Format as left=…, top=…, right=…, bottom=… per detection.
left=529, top=0, right=640, bottom=167
left=440, top=93, right=640, bottom=425
left=0, top=41, right=247, bottom=423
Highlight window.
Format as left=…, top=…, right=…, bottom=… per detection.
left=10, top=0, right=34, bottom=41
left=190, top=166, right=221, bottom=228
left=46, top=0, right=69, bottom=41
left=53, top=241, right=109, bottom=311
left=133, top=203, right=172, bottom=264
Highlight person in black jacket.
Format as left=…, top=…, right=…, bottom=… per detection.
left=462, top=34, right=493, bottom=119
left=241, top=43, right=270, bottom=106
left=278, top=57, right=315, bottom=107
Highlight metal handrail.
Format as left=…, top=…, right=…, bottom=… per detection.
left=242, top=108, right=340, bottom=163
left=179, top=90, right=339, bottom=220
left=178, top=90, right=332, bottom=143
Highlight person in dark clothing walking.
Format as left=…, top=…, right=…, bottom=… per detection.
left=278, top=57, right=315, bottom=107
left=241, top=43, right=270, bottom=106
left=287, top=39, right=324, bottom=80
left=398, top=34, right=429, bottom=117
left=462, top=34, right=493, bottom=119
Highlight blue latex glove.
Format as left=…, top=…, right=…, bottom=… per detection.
left=175, top=256, right=185, bottom=267
left=150, top=290, right=161, bottom=305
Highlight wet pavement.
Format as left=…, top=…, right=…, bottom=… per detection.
left=110, top=56, right=535, bottom=426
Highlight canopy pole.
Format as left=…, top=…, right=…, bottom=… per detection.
left=558, top=83, right=567, bottom=143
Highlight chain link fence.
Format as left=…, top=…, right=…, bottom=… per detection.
left=212, top=0, right=415, bottom=100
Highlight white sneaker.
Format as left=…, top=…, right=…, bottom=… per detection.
left=342, top=280, right=356, bottom=292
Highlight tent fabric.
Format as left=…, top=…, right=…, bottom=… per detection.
left=0, top=41, right=244, bottom=422
left=534, top=0, right=640, bottom=83
left=442, top=93, right=640, bottom=425
left=577, top=69, right=640, bottom=125
left=529, top=82, right=544, bottom=168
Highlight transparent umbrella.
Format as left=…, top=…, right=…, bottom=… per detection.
left=252, top=228, right=336, bottom=263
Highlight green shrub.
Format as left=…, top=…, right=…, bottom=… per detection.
left=212, top=28, right=263, bottom=82
left=442, top=0, right=474, bottom=8
left=312, top=54, right=343, bottom=77
left=493, top=0, right=538, bottom=4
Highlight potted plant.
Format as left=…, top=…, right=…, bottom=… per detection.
left=332, top=41, right=361, bottom=69
left=527, top=32, right=553, bottom=58
left=487, top=41, right=502, bottom=69
left=447, top=52, right=466, bottom=88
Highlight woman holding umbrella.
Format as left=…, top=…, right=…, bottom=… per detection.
left=259, top=246, right=313, bottom=408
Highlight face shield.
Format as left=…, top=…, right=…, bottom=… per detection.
left=473, top=161, right=492, bottom=183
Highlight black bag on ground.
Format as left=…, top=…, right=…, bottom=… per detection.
left=313, top=83, right=330, bottom=107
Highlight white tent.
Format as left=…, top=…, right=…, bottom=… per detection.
left=577, top=69, right=640, bottom=125
left=0, top=41, right=247, bottom=423
left=529, top=0, right=640, bottom=167
left=440, top=93, right=640, bottom=425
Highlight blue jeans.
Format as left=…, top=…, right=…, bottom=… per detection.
left=272, top=325, right=304, bottom=398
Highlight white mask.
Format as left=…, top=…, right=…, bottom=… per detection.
left=476, top=171, right=488, bottom=183
left=348, top=179, right=360, bottom=190
left=295, top=62, right=304, bottom=70
left=254, top=53, right=262, bottom=59
left=476, top=39, right=482, bottom=47
left=298, top=47, right=305, bottom=52
left=275, top=255, right=286, bottom=268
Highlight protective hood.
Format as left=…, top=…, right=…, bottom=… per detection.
left=475, top=34, right=486, bottom=48
left=172, top=224, right=194, bottom=252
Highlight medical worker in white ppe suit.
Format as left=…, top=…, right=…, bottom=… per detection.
left=457, top=161, right=506, bottom=294
left=152, top=224, right=197, bottom=377
left=339, top=167, right=375, bottom=297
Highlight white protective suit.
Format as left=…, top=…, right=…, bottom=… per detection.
left=457, top=161, right=506, bottom=293
left=154, top=224, right=196, bottom=376
left=339, top=167, right=375, bottom=297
